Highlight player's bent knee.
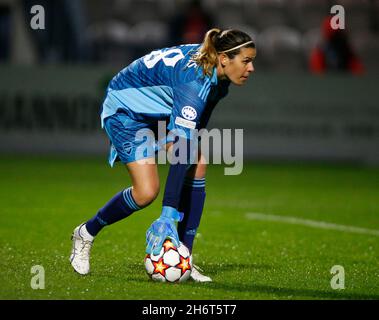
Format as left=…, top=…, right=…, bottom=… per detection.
left=133, top=185, right=160, bottom=208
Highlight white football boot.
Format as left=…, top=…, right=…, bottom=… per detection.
left=190, top=264, right=212, bottom=282
left=69, top=223, right=94, bottom=275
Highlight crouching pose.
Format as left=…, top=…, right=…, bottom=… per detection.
left=70, top=28, right=256, bottom=282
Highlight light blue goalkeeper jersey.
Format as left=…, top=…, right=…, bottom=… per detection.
left=101, top=44, right=230, bottom=139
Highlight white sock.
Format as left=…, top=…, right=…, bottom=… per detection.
left=79, top=224, right=94, bottom=241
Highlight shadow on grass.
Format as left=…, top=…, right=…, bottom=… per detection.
left=81, top=262, right=379, bottom=300
left=201, top=282, right=379, bottom=300
left=195, top=263, right=379, bottom=300
left=202, top=262, right=273, bottom=272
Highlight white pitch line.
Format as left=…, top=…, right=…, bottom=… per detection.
left=245, top=212, right=379, bottom=237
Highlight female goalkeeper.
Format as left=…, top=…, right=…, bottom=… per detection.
left=70, top=28, right=256, bottom=282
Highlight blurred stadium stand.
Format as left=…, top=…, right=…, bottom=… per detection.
left=0, top=0, right=377, bottom=71
left=0, top=0, right=379, bottom=164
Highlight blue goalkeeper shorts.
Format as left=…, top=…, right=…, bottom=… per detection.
left=103, top=111, right=167, bottom=166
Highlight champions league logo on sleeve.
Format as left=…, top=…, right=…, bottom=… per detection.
left=181, top=106, right=197, bottom=121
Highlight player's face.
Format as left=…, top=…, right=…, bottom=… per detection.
left=218, top=47, right=256, bottom=85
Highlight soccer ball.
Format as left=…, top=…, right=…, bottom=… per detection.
left=144, top=239, right=192, bottom=283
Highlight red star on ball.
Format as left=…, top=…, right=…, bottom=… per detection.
left=163, top=239, right=176, bottom=252
left=177, top=256, right=191, bottom=274
left=153, top=258, right=169, bottom=276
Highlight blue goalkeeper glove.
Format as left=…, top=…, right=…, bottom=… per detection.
left=146, top=206, right=184, bottom=255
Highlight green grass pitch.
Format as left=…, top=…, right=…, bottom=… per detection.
left=0, top=156, right=378, bottom=300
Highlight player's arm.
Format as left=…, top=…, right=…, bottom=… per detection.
left=146, top=81, right=207, bottom=254
left=198, top=79, right=230, bottom=129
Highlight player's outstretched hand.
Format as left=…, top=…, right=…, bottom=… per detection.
left=146, top=206, right=183, bottom=255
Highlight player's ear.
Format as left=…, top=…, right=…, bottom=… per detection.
left=219, top=53, right=228, bottom=67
